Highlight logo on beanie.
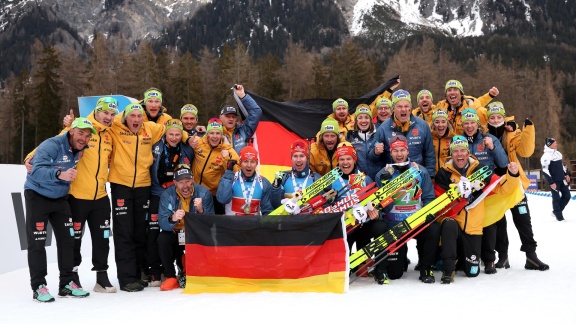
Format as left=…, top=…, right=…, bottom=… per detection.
left=147, top=91, right=160, bottom=98
left=325, top=125, right=335, bottom=131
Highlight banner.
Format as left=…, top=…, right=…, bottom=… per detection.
left=527, top=175, right=538, bottom=191
left=77, top=95, right=137, bottom=117
left=184, top=213, right=349, bottom=294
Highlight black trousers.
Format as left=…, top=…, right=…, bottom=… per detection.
left=495, top=195, right=538, bottom=257
left=69, top=195, right=112, bottom=272
left=551, top=181, right=571, bottom=217
left=440, top=218, right=482, bottom=277
left=25, top=189, right=75, bottom=290
left=157, top=231, right=185, bottom=278
left=110, top=184, right=150, bottom=287
left=143, top=195, right=162, bottom=278
left=382, top=221, right=441, bottom=279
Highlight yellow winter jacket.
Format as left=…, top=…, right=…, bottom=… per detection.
left=192, top=136, right=240, bottom=196
left=69, top=112, right=114, bottom=199
left=412, top=107, right=436, bottom=125
left=431, top=126, right=456, bottom=173
left=500, top=117, right=535, bottom=190
left=368, top=90, right=393, bottom=117
left=24, top=111, right=114, bottom=200
left=437, top=157, right=520, bottom=235
left=108, top=114, right=165, bottom=188
left=139, top=101, right=173, bottom=125
left=309, top=139, right=339, bottom=176
left=435, top=93, right=493, bottom=134
left=327, top=112, right=355, bottom=139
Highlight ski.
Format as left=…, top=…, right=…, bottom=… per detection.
left=349, top=165, right=492, bottom=271
left=270, top=167, right=343, bottom=215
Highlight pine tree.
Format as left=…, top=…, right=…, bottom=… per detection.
left=10, top=69, right=35, bottom=163
left=255, top=53, right=285, bottom=101
left=32, top=44, right=63, bottom=145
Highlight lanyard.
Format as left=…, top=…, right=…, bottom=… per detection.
left=238, top=171, right=258, bottom=209
left=290, top=171, right=310, bottom=194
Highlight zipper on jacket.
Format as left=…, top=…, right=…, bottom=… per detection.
left=436, top=137, right=442, bottom=172
left=93, top=131, right=103, bottom=200
left=132, top=133, right=139, bottom=188
left=198, top=148, right=214, bottom=185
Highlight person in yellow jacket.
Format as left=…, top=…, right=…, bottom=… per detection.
left=325, top=98, right=355, bottom=139
left=141, top=88, right=173, bottom=124
left=190, top=118, right=240, bottom=214
left=434, top=136, right=521, bottom=284
left=430, top=110, right=456, bottom=173
left=23, top=97, right=119, bottom=293
left=108, top=102, right=166, bottom=292
left=412, top=90, right=436, bottom=125
left=435, top=80, right=499, bottom=134
left=368, top=75, right=401, bottom=119
left=485, top=101, right=549, bottom=271
left=310, top=118, right=341, bottom=176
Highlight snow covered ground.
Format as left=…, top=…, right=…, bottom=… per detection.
left=1, top=193, right=575, bottom=324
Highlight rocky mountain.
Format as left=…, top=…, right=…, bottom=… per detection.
left=0, top=0, right=574, bottom=79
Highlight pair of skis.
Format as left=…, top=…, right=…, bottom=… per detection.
left=349, top=165, right=493, bottom=282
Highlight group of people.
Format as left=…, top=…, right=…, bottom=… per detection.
left=23, top=78, right=569, bottom=302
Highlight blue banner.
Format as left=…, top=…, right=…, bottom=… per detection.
left=77, top=95, right=138, bottom=117
left=526, top=174, right=539, bottom=191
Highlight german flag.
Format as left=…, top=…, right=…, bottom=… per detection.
left=247, top=77, right=400, bottom=180
left=184, top=212, right=349, bottom=294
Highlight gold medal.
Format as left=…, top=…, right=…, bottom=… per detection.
left=243, top=203, right=251, bottom=214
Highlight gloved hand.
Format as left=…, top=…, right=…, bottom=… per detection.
left=524, top=118, right=533, bottom=126
left=379, top=169, right=393, bottom=185
left=506, top=120, right=517, bottom=132
left=226, top=159, right=237, bottom=171
left=273, top=171, right=284, bottom=188
left=281, top=198, right=300, bottom=215
left=456, top=177, right=473, bottom=198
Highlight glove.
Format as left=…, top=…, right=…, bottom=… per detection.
left=281, top=198, right=300, bottom=215
left=379, top=171, right=392, bottom=184
left=456, top=177, right=472, bottom=198
left=273, top=171, right=284, bottom=188
left=226, top=159, right=237, bottom=171
left=524, top=118, right=533, bottom=126
left=506, top=120, right=517, bottom=132
left=352, top=205, right=368, bottom=223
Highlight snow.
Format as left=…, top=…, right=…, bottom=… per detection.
left=1, top=193, right=575, bottom=323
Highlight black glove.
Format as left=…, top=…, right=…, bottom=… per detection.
left=226, top=159, right=237, bottom=171
left=506, top=121, right=517, bottom=132
left=379, top=171, right=392, bottom=184
left=524, top=118, right=533, bottom=126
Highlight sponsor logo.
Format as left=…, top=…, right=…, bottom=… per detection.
left=184, top=157, right=190, bottom=164
left=73, top=222, right=82, bottom=231
left=215, top=156, right=222, bottom=164
left=151, top=214, right=158, bottom=222
left=36, top=222, right=44, bottom=231
left=477, top=144, right=485, bottom=151
left=69, top=228, right=74, bottom=236
left=122, top=140, right=132, bottom=145
left=116, top=212, right=127, bottom=216
left=114, top=206, right=127, bottom=211
left=104, top=230, right=110, bottom=239
left=117, top=199, right=124, bottom=207
left=470, top=265, right=479, bottom=275
left=411, top=128, right=418, bottom=136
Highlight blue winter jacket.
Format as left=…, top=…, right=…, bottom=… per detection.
left=158, top=184, right=214, bottom=231
left=374, top=161, right=434, bottom=227
left=227, top=94, right=262, bottom=153
left=270, top=165, right=322, bottom=208
left=369, top=115, right=436, bottom=177
left=150, top=137, right=195, bottom=196
left=330, top=170, right=373, bottom=202
left=465, top=131, right=509, bottom=172
left=216, top=169, right=274, bottom=215
left=25, top=132, right=88, bottom=199
left=346, top=130, right=380, bottom=180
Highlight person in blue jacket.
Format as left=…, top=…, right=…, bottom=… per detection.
left=369, top=90, right=436, bottom=178
left=216, top=146, right=273, bottom=215
left=460, top=108, right=509, bottom=274
left=270, top=139, right=321, bottom=208
left=219, top=84, right=262, bottom=153
left=346, top=104, right=380, bottom=180
left=373, top=134, right=437, bottom=284
left=144, top=119, right=194, bottom=286
left=157, top=164, right=213, bottom=291
left=541, top=138, right=571, bottom=221
left=24, top=118, right=96, bottom=302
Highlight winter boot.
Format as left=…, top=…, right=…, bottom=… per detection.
left=160, top=277, right=180, bottom=291
left=33, top=285, right=55, bottom=303
left=94, top=271, right=117, bottom=293
left=525, top=252, right=550, bottom=271
left=441, top=270, right=455, bottom=284
left=120, top=281, right=144, bottom=292
left=495, top=256, right=510, bottom=269
left=58, top=281, right=90, bottom=298
left=484, top=261, right=497, bottom=274
left=419, top=267, right=435, bottom=284
left=373, top=270, right=389, bottom=285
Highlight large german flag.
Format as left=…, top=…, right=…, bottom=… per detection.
left=184, top=212, right=349, bottom=294
left=247, top=77, right=400, bottom=180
